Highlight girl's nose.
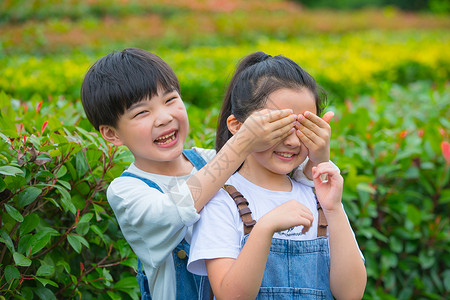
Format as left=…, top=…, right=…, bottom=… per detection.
left=154, top=109, right=173, bottom=127
left=283, top=130, right=301, bottom=148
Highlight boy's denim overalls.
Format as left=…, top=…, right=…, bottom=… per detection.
left=121, top=149, right=211, bottom=300
left=241, top=235, right=333, bottom=299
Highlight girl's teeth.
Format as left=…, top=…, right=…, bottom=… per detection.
left=276, top=152, right=294, bottom=158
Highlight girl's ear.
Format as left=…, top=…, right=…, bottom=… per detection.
left=99, top=125, right=124, bottom=146
left=226, top=115, right=242, bottom=135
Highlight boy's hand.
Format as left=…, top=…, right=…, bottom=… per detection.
left=258, top=200, right=313, bottom=234
left=312, top=162, right=343, bottom=213
left=239, top=109, right=297, bottom=153
left=295, top=111, right=334, bottom=165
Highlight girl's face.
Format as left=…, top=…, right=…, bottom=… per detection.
left=244, top=88, right=317, bottom=176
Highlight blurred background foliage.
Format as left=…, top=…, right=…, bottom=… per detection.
left=0, top=0, right=449, bottom=299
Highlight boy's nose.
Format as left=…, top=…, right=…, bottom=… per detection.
left=283, top=131, right=301, bottom=148
left=154, top=110, right=173, bottom=127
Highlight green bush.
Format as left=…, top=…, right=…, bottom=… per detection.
left=331, top=81, right=450, bottom=299
left=1, top=79, right=449, bottom=298
left=0, top=92, right=140, bottom=299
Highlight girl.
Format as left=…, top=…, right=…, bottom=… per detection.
left=187, top=52, right=367, bottom=299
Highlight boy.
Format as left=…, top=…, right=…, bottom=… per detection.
left=80, top=48, right=300, bottom=299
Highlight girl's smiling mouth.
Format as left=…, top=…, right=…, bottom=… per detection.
left=274, top=151, right=297, bottom=160
left=154, top=130, right=177, bottom=146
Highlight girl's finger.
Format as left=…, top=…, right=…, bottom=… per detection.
left=300, top=111, right=331, bottom=129
left=312, top=164, right=340, bottom=179
left=296, top=129, right=316, bottom=150
left=296, top=125, right=320, bottom=146
left=322, top=111, right=335, bottom=124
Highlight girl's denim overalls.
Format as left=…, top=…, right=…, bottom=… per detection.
left=241, top=235, right=333, bottom=300
left=121, top=149, right=212, bottom=300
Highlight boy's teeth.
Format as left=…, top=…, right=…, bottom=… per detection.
left=155, top=131, right=176, bottom=144
left=276, top=152, right=294, bottom=158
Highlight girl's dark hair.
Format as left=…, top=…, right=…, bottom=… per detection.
left=81, top=48, right=180, bottom=130
left=216, top=51, right=327, bottom=151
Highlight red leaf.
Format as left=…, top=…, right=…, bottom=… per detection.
left=441, top=141, right=450, bottom=165
left=36, top=101, right=43, bottom=113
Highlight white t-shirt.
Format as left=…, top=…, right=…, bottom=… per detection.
left=188, top=172, right=362, bottom=276
left=106, top=147, right=215, bottom=300
left=107, top=147, right=316, bottom=300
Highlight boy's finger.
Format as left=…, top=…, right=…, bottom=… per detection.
left=269, top=113, right=297, bottom=130
left=260, top=109, right=294, bottom=122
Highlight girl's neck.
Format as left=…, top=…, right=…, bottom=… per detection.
left=238, top=159, right=292, bottom=192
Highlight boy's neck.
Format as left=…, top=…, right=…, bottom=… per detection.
left=238, top=161, right=292, bottom=192
left=134, top=154, right=193, bottom=176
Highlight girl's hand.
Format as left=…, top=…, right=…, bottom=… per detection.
left=258, top=200, right=314, bottom=234
left=296, top=111, right=334, bottom=165
left=312, top=162, right=343, bottom=213
left=239, top=109, right=297, bottom=153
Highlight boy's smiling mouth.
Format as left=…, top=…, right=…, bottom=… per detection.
left=154, top=130, right=177, bottom=145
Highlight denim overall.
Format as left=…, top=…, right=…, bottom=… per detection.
left=120, top=149, right=212, bottom=300
left=241, top=236, right=333, bottom=300
left=224, top=184, right=333, bottom=300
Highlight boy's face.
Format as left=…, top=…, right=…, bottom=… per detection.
left=101, top=86, right=189, bottom=172
left=245, top=88, right=316, bottom=176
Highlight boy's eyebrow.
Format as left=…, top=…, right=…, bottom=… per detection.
left=128, top=89, right=177, bottom=110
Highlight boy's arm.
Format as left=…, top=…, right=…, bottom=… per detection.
left=312, top=163, right=367, bottom=300
left=188, top=109, right=297, bottom=212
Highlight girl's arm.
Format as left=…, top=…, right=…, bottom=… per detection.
left=205, top=200, right=314, bottom=300
left=188, top=109, right=297, bottom=212
left=312, top=163, right=367, bottom=300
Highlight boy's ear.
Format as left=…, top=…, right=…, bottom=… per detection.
left=226, top=115, right=242, bottom=135
left=99, top=125, right=124, bottom=146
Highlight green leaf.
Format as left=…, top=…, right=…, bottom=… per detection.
left=29, top=231, right=52, bottom=255
left=35, top=277, right=58, bottom=288
left=36, top=264, right=55, bottom=277
left=20, top=213, right=40, bottom=235
left=406, top=204, right=422, bottom=226
left=55, top=165, right=67, bottom=178
left=76, top=222, right=90, bottom=236
left=0, top=229, right=14, bottom=253
left=34, top=287, right=56, bottom=300
left=0, top=177, right=6, bottom=192
left=13, top=252, right=32, bottom=266
left=79, top=212, right=94, bottom=223
left=4, top=204, right=24, bottom=222
left=0, top=166, right=24, bottom=176
left=5, top=265, right=21, bottom=282
left=67, top=234, right=82, bottom=253
left=114, top=276, right=138, bottom=290
left=18, top=187, right=42, bottom=208
left=107, top=291, right=122, bottom=300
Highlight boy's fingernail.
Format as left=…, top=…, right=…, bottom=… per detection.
left=298, top=114, right=303, bottom=121
left=305, top=111, right=310, bottom=117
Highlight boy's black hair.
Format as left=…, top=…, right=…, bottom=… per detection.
left=81, top=48, right=180, bottom=130
left=216, top=51, right=327, bottom=152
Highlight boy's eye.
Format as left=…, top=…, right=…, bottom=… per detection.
left=166, top=96, right=177, bottom=103
left=134, top=110, right=147, bottom=117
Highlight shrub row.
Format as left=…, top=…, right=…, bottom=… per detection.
left=0, top=79, right=449, bottom=299
left=1, top=32, right=449, bottom=109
